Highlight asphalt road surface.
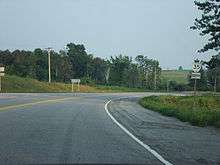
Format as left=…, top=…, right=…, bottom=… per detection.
left=0, top=93, right=219, bottom=165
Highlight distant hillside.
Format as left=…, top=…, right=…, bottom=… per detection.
left=0, top=75, right=144, bottom=93
left=161, top=70, right=190, bottom=84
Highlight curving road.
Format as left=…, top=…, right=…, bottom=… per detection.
left=0, top=93, right=219, bottom=164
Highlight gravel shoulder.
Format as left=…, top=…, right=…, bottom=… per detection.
left=108, top=97, right=220, bottom=165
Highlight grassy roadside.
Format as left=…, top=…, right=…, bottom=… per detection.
left=139, top=95, right=220, bottom=128
left=1, top=75, right=146, bottom=93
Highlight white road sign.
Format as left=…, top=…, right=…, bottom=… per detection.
left=0, top=67, right=5, bottom=72
left=0, top=73, right=5, bottom=76
left=71, top=79, right=81, bottom=92
left=192, top=62, right=202, bottom=73
left=71, top=79, right=81, bottom=83
left=191, top=72, right=201, bottom=79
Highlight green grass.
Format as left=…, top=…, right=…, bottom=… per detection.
left=0, top=75, right=146, bottom=93
left=139, top=95, right=220, bottom=128
left=161, top=70, right=190, bottom=84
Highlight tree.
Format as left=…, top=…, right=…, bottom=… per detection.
left=178, top=66, right=183, bottom=71
left=0, top=50, right=13, bottom=73
left=123, top=63, right=140, bottom=88
left=109, top=55, right=132, bottom=86
left=33, top=48, right=48, bottom=81
left=66, top=43, right=91, bottom=78
left=90, top=57, right=108, bottom=84
left=135, top=55, right=161, bottom=89
left=8, top=50, right=33, bottom=77
left=206, top=54, right=220, bottom=91
left=191, top=0, right=220, bottom=55
left=58, top=56, right=73, bottom=83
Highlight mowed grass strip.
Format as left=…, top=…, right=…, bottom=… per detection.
left=139, top=95, right=220, bottom=128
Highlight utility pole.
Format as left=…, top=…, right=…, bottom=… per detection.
left=46, top=48, right=52, bottom=83
left=0, top=67, right=5, bottom=92
left=194, top=79, right=197, bottom=96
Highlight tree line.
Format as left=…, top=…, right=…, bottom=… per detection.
left=0, top=44, right=219, bottom=91
left=0, top=43, right=162, bottom=89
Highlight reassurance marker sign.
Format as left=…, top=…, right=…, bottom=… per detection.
left=191, top=72, right=201, bottom=79
left=192, top=62, right=202, bottom=73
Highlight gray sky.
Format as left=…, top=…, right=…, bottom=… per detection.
left=0, top=0, right=211, bottom=69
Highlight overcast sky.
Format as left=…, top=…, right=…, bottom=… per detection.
left=0, top=0, right=211, bottom=69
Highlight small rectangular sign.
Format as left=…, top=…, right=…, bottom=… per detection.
left=0, top=73, right=5, bottom=76
left=71, top=79, right=81, bottom=83
left=0, top=67, right=4, bottom=72
left=191, top=72, right=201, bottom=79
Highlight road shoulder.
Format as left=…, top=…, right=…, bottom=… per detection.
left=108, top=98, right=220, bottom=165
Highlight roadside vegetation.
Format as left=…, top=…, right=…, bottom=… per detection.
left=1, top=75, right=146, bottom=93
left=0, top=44, right=219, bottom=92
left=139, top=95, right=220, bottom=128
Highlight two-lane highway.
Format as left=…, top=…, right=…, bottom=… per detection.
left=0, top=93, right=219, bottom=164
left=0, top=93, right=162, bottom=164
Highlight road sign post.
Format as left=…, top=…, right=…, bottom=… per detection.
left=71, top=79, right=81, bottom=92
left=191, top=60, right=202, bottom=108
left=0, top=67, right=5, bottom=92
left=194, top=79, right=197, bottom=96
left=191, top=60, right=202, bottom=96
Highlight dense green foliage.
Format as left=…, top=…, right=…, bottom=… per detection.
left=191, top=0, right=220, bottom=54
left=0, top=43, right=162, bottom=90
left=206, top=55, right=220, bottom=91
left=139, top=95, right=220, bottom=128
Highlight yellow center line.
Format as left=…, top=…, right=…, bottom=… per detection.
left=0, top=97, right=78, bottom=111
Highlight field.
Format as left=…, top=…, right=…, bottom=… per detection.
left=139, top=95, right=220, bottom=128
left=0, top=75, right=145, bottom=93
left=161, top=70, right=190, bottom=84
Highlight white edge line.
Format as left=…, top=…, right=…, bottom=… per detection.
left=105, top=99, right=173, bottom=165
